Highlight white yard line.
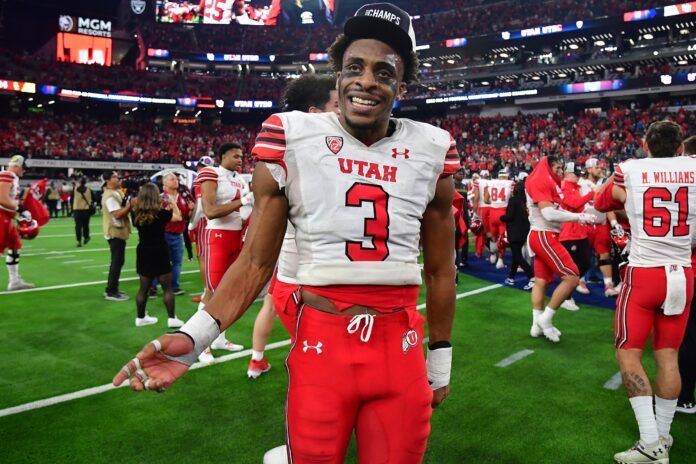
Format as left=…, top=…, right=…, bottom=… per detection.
left=103, top=269, right=135, bottom=274
left=62, top=259, right=95, bottom=265
left=603, top=372, right=623, bottom=390
left=0, top=284, right=501, bottom=418
left=82, top=264, right=109, bottom=269
left=23, top=247, right=136, bottom=257
left=36, top=234, right=76, bottom=238
left=46, top=255, right=75, bottom=260
left=0, top=270, right=200, bottom=295
left=495, top=349, right=535, bottom=368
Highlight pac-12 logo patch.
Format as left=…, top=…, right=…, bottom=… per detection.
left=402, top=329, right=418, bottom=353
left=326, top=136, right=343, bottom=154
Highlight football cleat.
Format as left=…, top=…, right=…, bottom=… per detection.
left=576, top=279, right=590, bottom=294
left=263, top=445, right=288, bottom=464
left=504, top=278, right=515, bottom=286
left=7, top=279, right=35, bottom=291
left=198, top=348, right=214, bottom=364
left=210, top=339, right=244, bottom=352
left=523, top=280, right=535, bottom=291
left=660, top=435, right=673, bottom=451
left=561, top=298, right=580, bottom=311
left=247, top=358, right=271, bottom=379
left=614, top=440, right=668, bottom=464
left=489, top=254, right=497, bottom=264
left=605, top=284, right=619, bottom=297
left=135, top=315, right=158, bottom=327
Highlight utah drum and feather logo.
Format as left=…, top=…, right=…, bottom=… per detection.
left=326, top=136, right=343, bottom=154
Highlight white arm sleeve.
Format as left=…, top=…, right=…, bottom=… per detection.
left=188, top=198, right=204, bottom=230
left=540, top=206, right=581, bottom=223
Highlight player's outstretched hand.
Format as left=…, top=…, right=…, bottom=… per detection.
left=432, top=385, right=450, bottom=408
left=113, top=334, right=194, bottom=393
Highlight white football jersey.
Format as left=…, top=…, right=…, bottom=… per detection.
left=195, top=166, right=248, bottom=231
left=616, top=156, right=696, bottom=267
left=486, top=179, right=513, bottom=208
left=0, top=170, right=19, bottom=213
left=475, top=178, right=489, bottom=208
left=201, top=0, right=233, bottom=23
left=253, top=111, right=458, bottom=286
left=276, top=221, right=298, bottom=284
left=578, top=177, right=606, bottom=223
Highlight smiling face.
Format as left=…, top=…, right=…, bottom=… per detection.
left=550, top=161, right=564, bottom=179
left=337, top=39, right=407, bottom=141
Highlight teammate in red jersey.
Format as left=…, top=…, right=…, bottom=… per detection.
left=595, top=121, right=695, bottom=464
left=0, top=155, right=34, bottom=291
left=525, top=156, right=594, bottom=342
left=187, top=156, right=214, bottom=304
left=115, top=4, right=456, bottom=462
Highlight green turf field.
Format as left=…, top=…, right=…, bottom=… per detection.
left=1, top=217, right=694, bottom=463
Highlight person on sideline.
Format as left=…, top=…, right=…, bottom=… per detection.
left=102, top=171, right=132, bottom=302
left=501, top=179, right=534, bottom=290
left=131, top=183, right=185, bottom=328
left=72, top=177, right=93, bottom=247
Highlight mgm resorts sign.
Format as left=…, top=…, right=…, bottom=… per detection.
left=58, top=15, right=112, bottom=38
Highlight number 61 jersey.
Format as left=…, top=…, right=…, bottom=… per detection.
left=252, top=111, right=459, bottom=287
left=615, top=156, right=696, bottom=268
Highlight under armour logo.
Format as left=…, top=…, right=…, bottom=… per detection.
left=302, top=340, right=323, bottom=354
left=391, top=148, right=410, bottom=159
left=215, top=233, right=223, bottom=238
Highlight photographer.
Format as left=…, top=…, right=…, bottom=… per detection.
left=101, top=171, right=131, bottom=302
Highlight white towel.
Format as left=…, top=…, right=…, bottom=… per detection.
left=662, top=265, right=687, bottom=316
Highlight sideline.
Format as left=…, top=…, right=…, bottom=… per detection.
left=0, top=284, right=502, bottom=418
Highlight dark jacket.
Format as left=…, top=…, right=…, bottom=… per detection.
left=501, top=196, right=530, bottom=242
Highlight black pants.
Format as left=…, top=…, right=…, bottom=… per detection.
left=561, top=239, right=592, bottom=277
left=74, top=210, right=91, bottom=242
left=106, top=238, right=126, bottom=295
left=508, top=241, right=533, bottom=280
left=455, top=229, right=468, bottom=266
left=679, top=288, right=696, bottom=404
left=47, top=200, right=58, bottom=218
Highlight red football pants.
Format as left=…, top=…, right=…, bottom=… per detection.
left=489, top=207, right=507, bottom=254
left=528, top=230, right=579, bottom=281
left=203, top=229, right=242, bottom=291
left=268, top=272, right=299, bottom=335
left=615, top=266, right=694, bottom=350
left=285, top=305, right=432, bottom=463
left=0, top=210, right=21, bottom=254
left=586, top=223, right=611, bottom=255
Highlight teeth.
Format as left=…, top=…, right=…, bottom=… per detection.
left=351, top=97, right=377, bottom=106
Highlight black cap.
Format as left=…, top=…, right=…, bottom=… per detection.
left=344, top=3, right=416, bottom=59
left=102, top=170, right=118, bottom=182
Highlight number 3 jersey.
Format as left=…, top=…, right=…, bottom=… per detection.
left=615, top=156, right=696, bottom=267
left=253, top=111, right=459, bottom=287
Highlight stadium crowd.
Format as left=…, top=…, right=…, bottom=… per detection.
left=2, top=100, right=693, bottom=175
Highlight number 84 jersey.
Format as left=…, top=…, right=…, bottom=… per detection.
left=252, top=111, right=459, bottom=286
left=615, top=156, right=696, bottom=268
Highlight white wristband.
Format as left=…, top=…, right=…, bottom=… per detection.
left=610, top=219, right=619, bottom=228
left=241, top=192, right=254, bottom=206
left=426, top=347, right=452, bottom=390
left=165, top=311, right=221, bottom=366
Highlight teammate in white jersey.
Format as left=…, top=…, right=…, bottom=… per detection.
left=578, top=158, right=620, bottom=296
left=484, top=170, right=513, bottom=269
left=473, top=170, right=492, bottom=259
left=194, top=142, right=253, bottom=362
left=115, top=4, right=458, bottom=462
left=247, top=74, right=339, bottom=379
left=595, top=121, right=695, bottom=464
left=0, top=155, right=33, bottom=291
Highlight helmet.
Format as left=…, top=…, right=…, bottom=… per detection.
left=17, top=216, right=40, bottom=240
left=610, top=227, right=630, bottom=251
left=469, top=212, right=483, bottom=235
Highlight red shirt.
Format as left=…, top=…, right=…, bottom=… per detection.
left=163, top=192, right=190, bottom=235
left=560, top=180, right=593, bottom=241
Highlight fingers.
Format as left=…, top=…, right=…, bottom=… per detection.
left=113, top=357, right=139, bottom=387
left=431, top=385, right=450, bottom=409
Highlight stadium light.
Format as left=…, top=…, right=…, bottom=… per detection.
left=499, top=52, right=509, bottom=58
left=569, top=43, right=579, bottom=49
left=680, top=28, right=689, bottom=35
left=678, top=59, right=688, bottom=65
left=557, top=73, right=567, bottom=78
left=446, top=59, right=455, bottom=64
left=643, top=33, right=654, bottom=39
left=531, top=76, right=541, bottom=80
left=586, top=70, right=595, bottom=74
left=595, top=40, right=605, bottom=46
left=423, top=62, right=432, bottom=67
left=616, top=67, right=625, bottom=72
left=48, top=100, right=55, bottom=105
left=481, top=81, right=490, bottom=85
left=653, top=50, right=659, bottom=55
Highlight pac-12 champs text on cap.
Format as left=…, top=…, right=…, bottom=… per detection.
left=344, top=3, right=417, bottom=57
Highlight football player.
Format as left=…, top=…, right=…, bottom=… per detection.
left=473, top=169, right=491, bottom=259
left=579, top=158, right=620, bottom=297
left=115, top=4, right=457, bottom=462
left=525, top=156, right=594, bottom=342
left=0, top=155, right=34, bottom=291
left=595, top=121, right=695, bottom=464
left=247, top=74, right=339, bottom=379
left=484, top=170, right=513, bottom=269
left=187, top=155, right=215, bottom=304
left=193, top=142, right=254, bottom=363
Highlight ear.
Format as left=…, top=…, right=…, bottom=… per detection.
left=642, top=139, right=650, bottom=155
left=308, top=107, right=321, bottom=113
left=676, top=143, right=684, bottom=155
left=395, top=82, right=407, bottom=101
left=335, top=72, right=341, bottom=90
